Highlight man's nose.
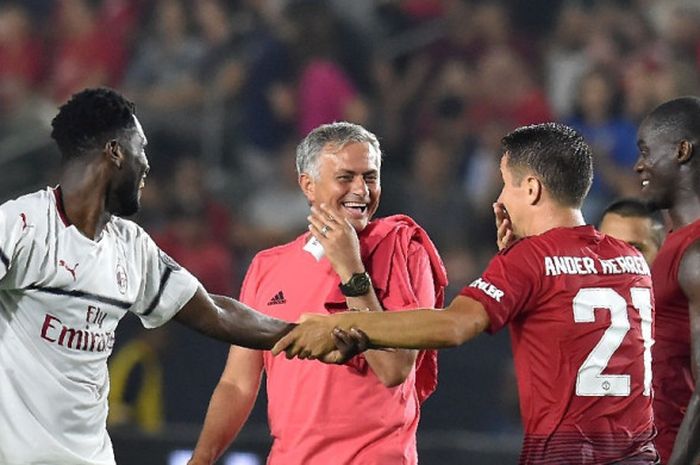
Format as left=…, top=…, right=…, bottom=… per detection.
left=351, top=177, right=369, bottom=196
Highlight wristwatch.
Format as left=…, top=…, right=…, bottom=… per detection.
left=339, top=272, right=372, bottom=297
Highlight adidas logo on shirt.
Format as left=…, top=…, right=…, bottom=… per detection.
left=267, top=291, right=286, bottom=305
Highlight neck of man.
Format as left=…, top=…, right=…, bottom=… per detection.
left=525, top=204, right=586, bottom=237
left=59, top=162, right=111, bottom=241
left=667, top=190, right=700, bottom=230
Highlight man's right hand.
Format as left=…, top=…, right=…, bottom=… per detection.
left=494, top=202, right=517, bottom=250
left=332, top=327, right=369, bottom=362
left=271, top=314, right=369, bottom=364
left=271, top=314, right=336, bottom=360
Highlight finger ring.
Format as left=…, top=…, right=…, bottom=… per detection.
left=320, top=225, right=330, bottom=237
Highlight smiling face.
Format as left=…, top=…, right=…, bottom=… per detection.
left=106, top=116, right=150, bottom=217
left=635, top=117, right=681, bottom=211
left=299, top=141, right=381, bottom=232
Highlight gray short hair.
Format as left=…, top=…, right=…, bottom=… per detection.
left=296, top=122, right=382, bottom=178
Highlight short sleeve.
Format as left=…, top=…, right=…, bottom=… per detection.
left=238, top=255, right=262, bottom=307
left=381, top=240, right=437, bottom=311
left=459, top=248, right=538, bottom=333
left=129, top=232, right=200, bottom=328
left=0, top=205, right=29, bottom=289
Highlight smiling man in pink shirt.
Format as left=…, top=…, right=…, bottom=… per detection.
left=188, top=122, right=446, bottom=465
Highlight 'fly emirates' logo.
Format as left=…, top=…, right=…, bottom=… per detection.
left=40, top=305, right=115, bottom=353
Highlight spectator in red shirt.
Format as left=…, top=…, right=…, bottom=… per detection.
left=154, top=202, right=235, bottom=296
left=468, top=48, right=553, bottom=131
left=0, top=3, right=44, bottom=112
left=288, top=3, right=369, bottom=136
left=46, top=0, right=126, bottom=103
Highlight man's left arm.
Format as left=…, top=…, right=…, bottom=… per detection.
left=668, top=241, right=700, bottom=465
left=357, top=241, right=436, bottom=387
left=272, top=295, right=491, bottom=359
left=134, top=233, right=295, bottom=351
left=308, top=205, right=419, bottom=387
left=344, top=289, right=417, bottom=387
left=175, top=290, right=362, bottom=363
left=174, top=288, right=295, bottom=350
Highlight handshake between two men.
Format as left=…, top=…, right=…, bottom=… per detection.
left=273, top=313, right=374, bottom=364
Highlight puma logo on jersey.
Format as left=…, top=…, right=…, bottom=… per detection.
left=20, top=212, right=34, bottom=231
left=58, top=260, right=79, bottom=280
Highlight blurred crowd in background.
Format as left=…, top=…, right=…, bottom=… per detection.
left=1, top=0, right=699, bottom=452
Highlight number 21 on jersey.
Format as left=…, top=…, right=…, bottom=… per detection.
left=573, top=287, right=653, bottom=397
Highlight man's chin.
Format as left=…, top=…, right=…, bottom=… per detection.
left=639, top=193, right=664, bottom=212
left=349, top=218, right=369, bottom=233
left=111, top=201, right=140, bottom=218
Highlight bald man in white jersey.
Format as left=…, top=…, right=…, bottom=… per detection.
left=0, top=88, right=358, bottom=465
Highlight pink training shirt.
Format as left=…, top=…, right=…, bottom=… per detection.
left=240, top=215, right=446, bottom=465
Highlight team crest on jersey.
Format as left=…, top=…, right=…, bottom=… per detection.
left=158, top=249, right=182, bottom=271
left=116, top=263, right=128, bottom=294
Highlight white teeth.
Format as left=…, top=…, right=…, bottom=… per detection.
left=343, top=202, right=366, bottom=208
left=641, top=180, right=649, bottom=187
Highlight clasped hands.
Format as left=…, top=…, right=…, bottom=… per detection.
left=274, top=203, right=371, bottom=363
left=272, top=313, right=367, bottom=364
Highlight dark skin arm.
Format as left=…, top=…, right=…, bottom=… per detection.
left=668, top=241, right=700, bottom=465
left=271, top=295, right=491, bottom=360
left=173, top=287, right=294, bottom=350
left=174, top=288, right=365, bottom=363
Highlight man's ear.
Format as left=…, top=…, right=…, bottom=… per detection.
left=525, top=176, right=542, bottom=206
left=678, top=140, right=694, bottom=164
left=105, top=140, right=123, bottom=169
left=299, top=172, right=315, bottom=204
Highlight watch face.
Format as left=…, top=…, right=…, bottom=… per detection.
left=341, top=272, right=371, bottom=296
left=351, top=273, right=370, bottom=291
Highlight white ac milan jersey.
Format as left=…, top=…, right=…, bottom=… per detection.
left=0, top=187, right=199, bottom=465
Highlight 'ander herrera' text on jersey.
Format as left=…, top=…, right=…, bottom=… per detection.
left=544, top=255, right=650, bottom=277
left=468, top=255, right=649, bottom=305
left=458, top=226, right=656, bottom=465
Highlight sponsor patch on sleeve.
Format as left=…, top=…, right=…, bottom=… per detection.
left=469, top=277, right=504, bottom=302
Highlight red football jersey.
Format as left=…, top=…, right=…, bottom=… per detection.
left=460, top=226, right=656, bottom=465
left=651, top=219, right=700, bottom=464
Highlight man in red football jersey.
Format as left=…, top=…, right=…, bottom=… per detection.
left=635, top=96, right=700, bottom=465
left=274, top=122, right=658, bottom=465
